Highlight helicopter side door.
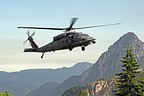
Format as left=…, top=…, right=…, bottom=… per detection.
left=52, top=37, right=69, bottom=51
left=59, top=37, right=71, bottom=49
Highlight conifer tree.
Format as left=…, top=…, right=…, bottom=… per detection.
left=137, top=71, right=144, bottom=96
left=115, top=48, right=140, bottom=96
left=0, top=91, right=11, bottom=96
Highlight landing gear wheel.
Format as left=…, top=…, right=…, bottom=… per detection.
left=82, top=46, right=85, bottom=51
left=41, top=53, right=45, bottom=59
left=69, top=48, right=73, bottom=51
left=92, top=41, right=96, bottom=44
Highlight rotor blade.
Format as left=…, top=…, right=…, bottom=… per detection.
left=68, top=18, right=78, bottom=30
left=23, top=39, right=28, bottom=45
left=74, top=23, right=121, bottom=30
left=18, top=27, right=64, bottom=30
left=31, top=31, right=35, bottom=37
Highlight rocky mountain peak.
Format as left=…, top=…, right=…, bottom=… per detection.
left=80, top=32, right=144, bottom=84
left=121, top=32, right=138, bottom=40
left=108, top=32, right=144, bottom=54
left=115, top=32, right=139, bottom=43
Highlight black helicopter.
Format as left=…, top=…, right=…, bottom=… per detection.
left=18, top=18, right=120, bottom=58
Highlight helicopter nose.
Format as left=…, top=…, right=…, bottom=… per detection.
left=89, top=36, right=93, bottom=40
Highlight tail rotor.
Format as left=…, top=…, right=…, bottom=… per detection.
left=23, top=31, right=35, bottom=45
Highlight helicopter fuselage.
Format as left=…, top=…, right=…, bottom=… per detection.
left=24, top=32, right=96, bottom=56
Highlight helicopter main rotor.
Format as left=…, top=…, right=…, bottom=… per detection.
left=18, top=18, right=120, bottom=32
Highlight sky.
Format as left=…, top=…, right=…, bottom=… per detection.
left=0, top=0, right=144, bottom=72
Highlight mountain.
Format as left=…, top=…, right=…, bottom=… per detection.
left=51, top=76, right=81, bottom=96
left=79, top=32, right=144, bottom=84
left=50, top=32, right=144, bottom=96
left=0, top=62, right=92, bottom=96
left=62, top=78, right=116, bottom=96
left=27, top=82, right=60, bottom=96
left=62, top=71, right=144, bottom=96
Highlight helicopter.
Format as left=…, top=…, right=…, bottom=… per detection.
left=18, top=18, right=120, bottom=58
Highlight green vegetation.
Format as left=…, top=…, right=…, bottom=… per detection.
left=137, top=71, right=144, bottom=95
left=62, top=85, right=84, bottom=96
left=115, top=48, right=144, bottom=96
left=79, top=89, right=89, bottom=96
left=0, top=91, right=11, bottom=96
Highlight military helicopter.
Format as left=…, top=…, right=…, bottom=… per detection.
left=18, top=18, right=120, bottom=58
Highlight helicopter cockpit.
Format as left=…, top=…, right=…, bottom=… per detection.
left=53, top=33, right=66, bottom=41
left=53, top=32, right=79, bottom=41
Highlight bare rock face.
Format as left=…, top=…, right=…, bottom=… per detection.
left=80, top=32, right=144, bottom=85
left=62, top=78, right=116, bottom=96
left=86, top=79, right=115, bottom=96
